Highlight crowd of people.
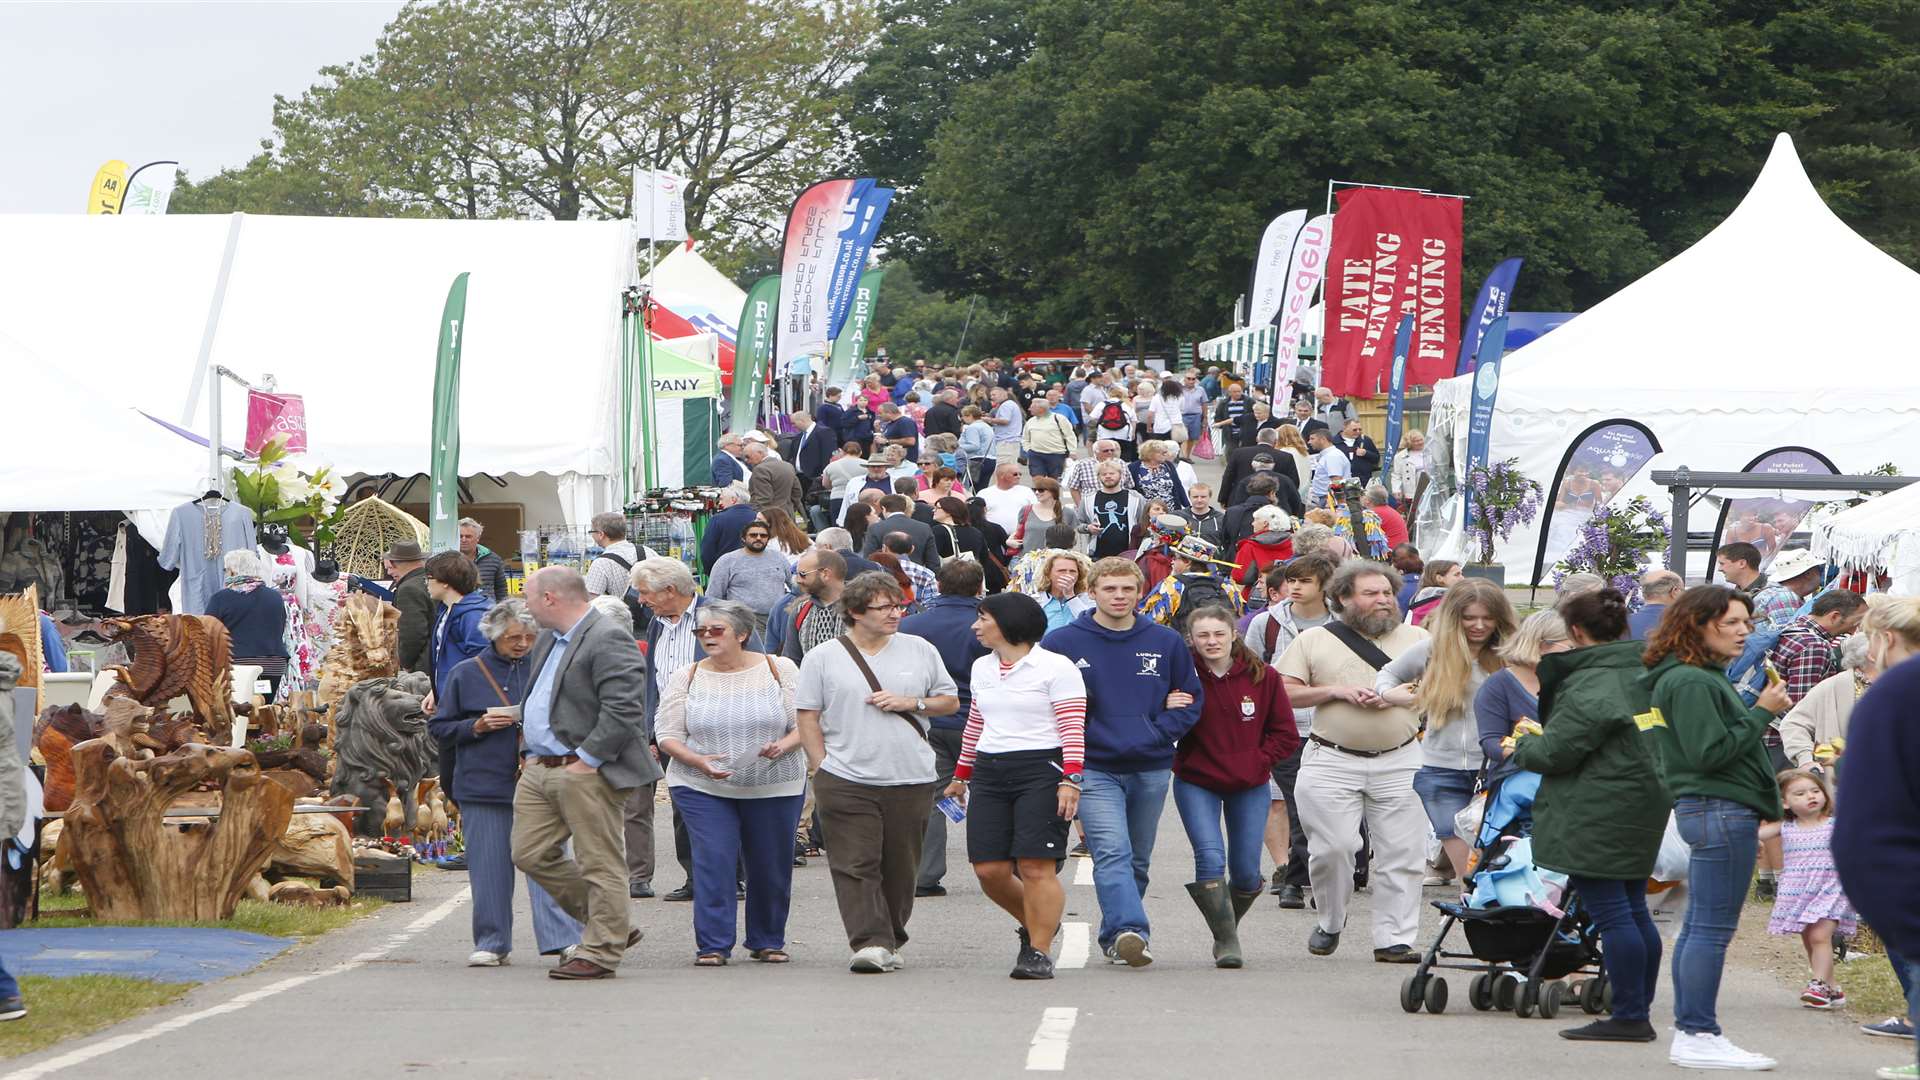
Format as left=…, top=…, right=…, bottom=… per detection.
left=322, top=355, right=1915, bottom=1080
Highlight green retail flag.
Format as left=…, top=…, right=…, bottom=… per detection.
left=429, top=272, right=469, bottom=554
left=825, top=267, right=886, bottom=388
left=730, top=274, right=779, bottom=433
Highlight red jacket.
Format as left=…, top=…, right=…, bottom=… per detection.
left=1174, top=655, right=1299, bottom=793
left=1232, top=535, right=1294, bottom=584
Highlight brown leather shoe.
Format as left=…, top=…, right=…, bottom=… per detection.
left=548, top=958, right=615, bottom=980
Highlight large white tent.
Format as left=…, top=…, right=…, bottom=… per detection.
left=0, top=212, right=639, bottom=526
left=1425, top=133, right=1920, bottom=568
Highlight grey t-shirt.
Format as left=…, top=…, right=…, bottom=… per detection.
left=795, top=632, right=957, bottom=785
left=706, top=547, right=792, bottom=615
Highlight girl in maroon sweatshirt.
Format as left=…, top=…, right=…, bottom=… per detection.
left=1173, top=605, right=1301, bottom=968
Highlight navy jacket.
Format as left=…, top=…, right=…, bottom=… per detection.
left=428, top=648, right=529, bottom=804
left=206, top=585, right=287, bottom=661
left=1626, top=603, right=1667, bottom=641
left=1042, top=610, right=1202, bottom=773
left=711, top=452, right=747, bottom=489
left=700, top=503, right=760, bottom=575
left=899, top=595, right=989, bottom=731
left=815, top=401, right=848, bottom=446
left=1832, top=653, right=1920, bottom=959
left=430, top=591, right=493, bottom=694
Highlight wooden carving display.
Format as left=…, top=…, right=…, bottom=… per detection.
left=99, top=614, right=236, bottom=740
left=314, top=594, right=400, bottom=723
left=37, top=701, right=206, bottom=815
left=329, top=672, right=436, bottom=839
left=63, top=741, right=294, bottom=922
left=0, top=586, right=43, bottom=714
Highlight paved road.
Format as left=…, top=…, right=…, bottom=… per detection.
left=2, top=799, right=1886, bottom=1080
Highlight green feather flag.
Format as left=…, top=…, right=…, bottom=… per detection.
left=429, top=272, right=469, bottom=554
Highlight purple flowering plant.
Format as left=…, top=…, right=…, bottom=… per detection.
left=1465, top=458, right=1542, bottom=564
left=1552, top=495, right=1670, bottom=605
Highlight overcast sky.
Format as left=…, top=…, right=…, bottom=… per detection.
left=0, top=1, right=404, bottom=214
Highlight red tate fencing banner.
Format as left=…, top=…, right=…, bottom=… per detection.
left=244, top=390, right=307, bottom=455
left=1323, top=188, right=1463, bottom=397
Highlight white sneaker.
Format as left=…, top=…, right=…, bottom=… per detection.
left=884, top=949, right=905, bottom=971
left=1669, top=1030, right=1777, bottom=1071
left=467, top=950, right=508, bottom=967
left=849, top=946, right=892, bottom=973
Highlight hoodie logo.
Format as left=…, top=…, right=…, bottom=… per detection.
left=1136, top=653, right=1160, bottom=676
left=1241, top=697, right=1257, bottom=719
left=1075, top=658, right=1092, bottom=670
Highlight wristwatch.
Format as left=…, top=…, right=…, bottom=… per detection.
left=1062, top=771, right=1084, bottom=785
left=916, top=698, right=927, bottom=712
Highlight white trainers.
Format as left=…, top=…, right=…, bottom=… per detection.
left=849, top=946, right=893, bottom=973
left=467, top=950, right=508, bottom=967
left=1669, top=1030, right=1777, bottom=1071
left=885, top=949, right=905, bottom=971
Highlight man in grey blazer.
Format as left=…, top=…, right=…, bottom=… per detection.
left=512, top=566, right=659, bottom=979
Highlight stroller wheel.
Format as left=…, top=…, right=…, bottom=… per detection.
left=1492, top=974, right=1518, bottom=1012
left=1399, top=973, right=1427, bottom=1014
left=1424, top=976, right=1449, bottom=1014
left=1468, top=973, right=1494, bottom=1012
left=1539, top=981, right=1565, bottom=1019
left=1512, top=980, right=1537, bottom=1019
left=1579, top=977, right=1604, bottom=1015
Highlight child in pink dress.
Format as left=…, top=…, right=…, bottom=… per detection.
left=1760, top=768, right=1855, bottom=1009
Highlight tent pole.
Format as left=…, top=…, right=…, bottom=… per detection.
left=182, top=212, right=246, bottom=427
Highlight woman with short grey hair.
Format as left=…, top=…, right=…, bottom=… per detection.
left=654, top=596, right=806, bottom=965
left=207, top=548, right=288, bottom=696
left=480, top=598, right=537, bottom=640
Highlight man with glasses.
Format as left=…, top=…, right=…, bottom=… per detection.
left=1063, top=439, right=1137, bottom=500
left=796, top=571, right=959, bottom=973
left=705, top=520, right=791, bottom=638
left=779, top=547, right=849, bottom=663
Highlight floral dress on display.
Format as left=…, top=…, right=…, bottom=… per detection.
left=262, top=548, right=323, bottom=702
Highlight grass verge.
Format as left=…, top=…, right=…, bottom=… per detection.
left=29, top=895, right=385, bottom=937
left=1735, top=897, right=1907, bottom=1019
left=0, top=976, right=192, bottom=1059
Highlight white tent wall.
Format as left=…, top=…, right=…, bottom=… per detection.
left=0, top=213, right=640, bottom=530
left=1423, top=134, right=1920, bottom=573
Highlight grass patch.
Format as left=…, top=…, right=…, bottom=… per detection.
left=28, top=896, right=384, bottom=937
left=1735, top=897, right=1908, bottom=1019
left=0, top=976, right=192, bottom=1059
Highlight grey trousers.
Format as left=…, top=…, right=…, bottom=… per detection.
left=625, top=782, right=660, bottom=887
left=917, top=727, right=965, bottom=888
left=464, top=801, right=581, bottom=956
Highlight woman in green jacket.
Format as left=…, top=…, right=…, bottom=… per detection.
left=1510, top=589, right=1670, bottom=1044
left=1643, top=585, right=1789, bottom=1072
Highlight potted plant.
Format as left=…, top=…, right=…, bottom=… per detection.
left=232, top=434, right=346, bottom=547
left=1463, top=458, right=1542, bottom=586
left=1553, top=495, right=1670, bottom=604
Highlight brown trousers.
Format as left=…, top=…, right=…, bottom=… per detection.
left=511, top=762, right=632, bottom=969
left=812, top=769, right=940, bottom=952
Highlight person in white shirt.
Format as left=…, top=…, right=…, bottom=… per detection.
left=977, top=463, right=1038, bottom=537
left=1306, top=429, right=1352, bottom=505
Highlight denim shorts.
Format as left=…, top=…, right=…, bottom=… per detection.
left=1411, top=766, right=1478, bottom=839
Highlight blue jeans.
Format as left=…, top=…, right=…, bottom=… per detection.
left=1410, top=766, right=1477, bottom=839
left=0, top=953, right=16, bottom=1002
left=1671, top=795, right=1760, bottom=1035
left=1570, top=876, right=1662, bottom=1022
left=1079, top=768, right=1172, bottom=950
left=670, top=787, right=804, bottom=957
left=1172, top=778, right=1269, bottom=893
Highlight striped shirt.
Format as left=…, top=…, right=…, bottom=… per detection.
left=652, top=610, right=699, bottom=697
left=955, top=645, right=1087, bottom=779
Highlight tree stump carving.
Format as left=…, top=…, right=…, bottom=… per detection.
left=63, top=740, right=294, bottom=921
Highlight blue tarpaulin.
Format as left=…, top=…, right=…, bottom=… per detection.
left=0, top=928, right=293, bottom=982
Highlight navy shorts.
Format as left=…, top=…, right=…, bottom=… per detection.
left=966, top=749, right=1071, bottom=863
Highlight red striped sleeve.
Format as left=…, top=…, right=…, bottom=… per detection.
left=953, top=699, right=986, bottom=781
left=1051, top=696, right=1087, bottom=775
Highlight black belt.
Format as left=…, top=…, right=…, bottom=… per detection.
left=1309, top=733, right=1418, bottom=759
left=527, top=753, right=581, bottom=768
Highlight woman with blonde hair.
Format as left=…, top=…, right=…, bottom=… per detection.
left=1391, top=429, right=1428, bottom=506
left=1475, top=609, right=1571, bottom=773
left=1128, top=439, right=1189, bottom=510
left=1374, top=578, right=1518, bottom=881
left=1273, top=424, right=1312, bottom=492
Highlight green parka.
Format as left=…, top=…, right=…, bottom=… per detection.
left=1508, top=641, right=1670, bottom=880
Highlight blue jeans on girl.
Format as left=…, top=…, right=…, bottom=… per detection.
left=1171, top=778, right=1269, bottom=894
left=1670, top=794, right=1760, bottom=1035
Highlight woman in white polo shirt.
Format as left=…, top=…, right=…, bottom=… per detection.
left=943, top=592, right=1087, bottom=981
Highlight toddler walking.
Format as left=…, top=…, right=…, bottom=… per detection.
left=1760, top=768, right=1855, bottom=1009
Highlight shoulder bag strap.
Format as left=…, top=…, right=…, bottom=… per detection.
left=1263, top=612, right=1282, bottom=663
left=1323, top=619, right=1395, bottom=672
left=599, top=551, right=634, bottom=572
left=837, top=635, right=929, bottom=740
left=473, top=659, right=512, bottom=707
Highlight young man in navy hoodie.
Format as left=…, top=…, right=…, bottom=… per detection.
left=1042, top=557, right=1202, bottom=967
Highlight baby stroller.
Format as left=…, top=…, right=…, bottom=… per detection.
left=1395, top=769, right=1608, bottom=1019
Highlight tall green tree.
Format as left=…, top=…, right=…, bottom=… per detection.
left=175, top=0, right=869, bottom=240
left=865, top=260, right=1012, bottom=363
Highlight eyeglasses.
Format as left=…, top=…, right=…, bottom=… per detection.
left=743, top=533, right=770, bottom=541
left=795, top=566, right=820, bottom=579
left=861, top=603, right=904, bottom=614
left=694, top=626, right=731, bottom=638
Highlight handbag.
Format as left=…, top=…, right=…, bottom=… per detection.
left=1193, top=420, right=1217, bottom=461
left=1168, top=421, right=1190, bottom=444
left=837, top=636, right=930, bottom=741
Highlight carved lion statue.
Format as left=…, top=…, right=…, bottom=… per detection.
left=328, top=672, right=436, bottom=838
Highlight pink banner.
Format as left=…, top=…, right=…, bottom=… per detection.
left=245, top=390, right=307, bottom=455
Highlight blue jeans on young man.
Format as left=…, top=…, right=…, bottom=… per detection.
left=1171, top=778, right=1269, bottom=894
left=1570, top=875, right=1662, bottom=1023
left=670, top=787, right=805, bottom=957
left=0, top=954, right=17, bottom=1003
left=1079, top=767, right=1172, bottom=951
left=1670, top=794, right=1760, bottom=1035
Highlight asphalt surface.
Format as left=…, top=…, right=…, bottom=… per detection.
left=2, top=798, right=1893, bottom=1080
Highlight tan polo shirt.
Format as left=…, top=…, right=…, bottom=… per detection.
left=1275, top=622, right=1430, bottom=752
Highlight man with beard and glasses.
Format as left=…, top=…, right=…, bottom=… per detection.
left=1274, top=560, right=1430, bottom=963
left=705, top=520, right=792, bottom=638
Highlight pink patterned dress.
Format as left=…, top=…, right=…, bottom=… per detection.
left=1767, top=817, right=1856, bottom=935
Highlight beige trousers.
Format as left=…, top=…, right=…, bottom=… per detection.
left=512, top=762, right=632, bottom=968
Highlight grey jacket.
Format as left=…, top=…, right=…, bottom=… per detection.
left=859, top=512, right=939, bottom=569
left=0, top=654, right=26, bottom=840
left=526, top=607, right=662, bottom=790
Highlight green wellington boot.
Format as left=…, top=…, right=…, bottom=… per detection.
left=1186, top=879, right=1243, bottom=969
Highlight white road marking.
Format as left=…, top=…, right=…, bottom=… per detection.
left=2, top=888, right=469, bottom=1080
left=1025, top=1006, right=1080, bottom=1071
left=1056, top=921, right=1090, bottom=969
left=1073, top=857, right=1094, bottom=885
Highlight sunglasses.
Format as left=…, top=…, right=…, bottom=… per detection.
left=694, top=625, right=732, bottom=638
left=744, top=532, right=770, bottom=540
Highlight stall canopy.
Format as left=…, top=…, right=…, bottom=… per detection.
left=1813, top=484, right=1920, bottom=594
left=645, top=244, right=745, bottom=386
left=1425, top=133, right=1920, bottom=566
left=1198, top=325, right=1275, bottom=374
left=0, top=331, right=211, bottom=512
left=0, top=212, right=639, bottom=524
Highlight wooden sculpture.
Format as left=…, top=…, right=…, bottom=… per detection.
left=36, top=702, right=203, bottom=813
left=266, top=811, right=356, bottom=891
left=63, top=740, right=294, bottom=921
left=329, top=673, right=436, bottom=839
left=0, top=586, right=44, bottom=714
left=313, top=594, right=401, bottom=724
left=99, top=614, right=236, bottom=741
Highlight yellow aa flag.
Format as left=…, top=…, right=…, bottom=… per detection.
left=87, top=160, right=130, bottom=214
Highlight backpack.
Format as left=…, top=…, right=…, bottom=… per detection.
left=1174, top=573, right=1233, bottom=627
left=1098, top=400, right=1129, bottom=431
left=594, top=551, right=649, bottom=633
